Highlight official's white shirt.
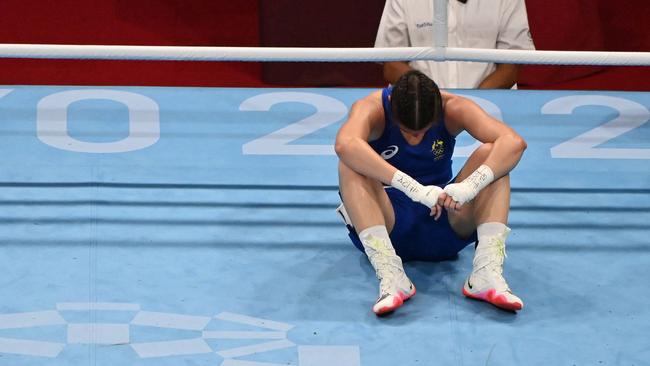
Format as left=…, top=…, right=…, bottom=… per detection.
left=375, top=0, right=535, bottom=88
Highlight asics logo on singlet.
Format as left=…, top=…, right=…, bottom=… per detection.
left=380, top=145, right=399, bottom=160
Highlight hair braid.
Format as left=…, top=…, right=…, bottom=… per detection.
left=391, top=70, right=442, bottom=131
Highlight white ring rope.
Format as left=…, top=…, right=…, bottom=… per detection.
left=1, top=44, right=649, bottom=66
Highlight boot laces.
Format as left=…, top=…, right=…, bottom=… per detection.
left=473, top=235, right=509, bottom=292
left=364, top=236, right=406, bottom=295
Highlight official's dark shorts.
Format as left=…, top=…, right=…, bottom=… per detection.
left=346, top=187, right=477, bottom=262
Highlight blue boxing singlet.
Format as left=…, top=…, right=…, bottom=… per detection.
left=369, top=86, right=456, bottom=186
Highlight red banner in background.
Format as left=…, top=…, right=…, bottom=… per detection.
left=0, top=0, right=647, bottom=90
left=0, top=0, right=264, bottom=87
left=519, top=0, right=650, bottom=90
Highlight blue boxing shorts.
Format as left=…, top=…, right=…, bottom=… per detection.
left=340, top=187, right=477, bottom=262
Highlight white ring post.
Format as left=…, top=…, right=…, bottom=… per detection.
left=433, top=0, right=448, bottom=61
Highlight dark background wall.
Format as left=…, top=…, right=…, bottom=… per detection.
left=0, top=0, right=648, bottom=90
left=259, top=0, right=385, bottom=87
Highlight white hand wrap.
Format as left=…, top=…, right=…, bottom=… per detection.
left=391, top=170, right=442, bottom=208
left=443, top=164, right=494, bottom=205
